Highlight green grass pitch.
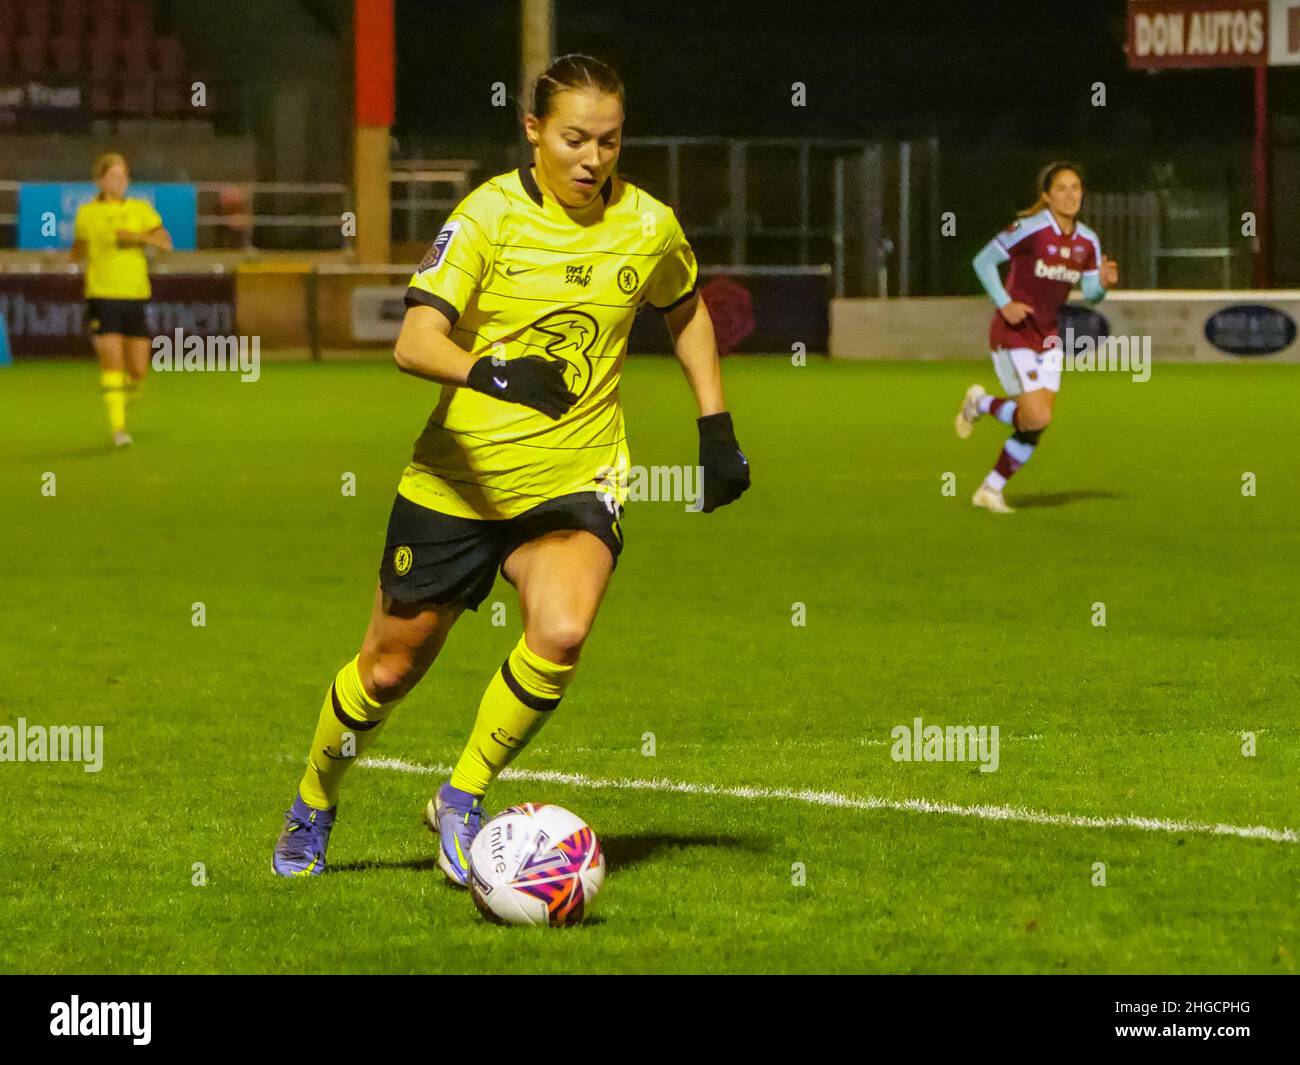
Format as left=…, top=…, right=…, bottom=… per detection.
left=1, top=354, right=1296, bottom=974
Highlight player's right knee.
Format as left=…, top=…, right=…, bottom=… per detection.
left=364, top=656, right=421, bottom=704
left=526, top=617, right=589, bottom=666
left=1015, top=408, right=1051, bottom=432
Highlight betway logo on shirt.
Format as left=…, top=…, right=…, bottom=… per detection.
left=1034, top=258, right=1082, bottom=284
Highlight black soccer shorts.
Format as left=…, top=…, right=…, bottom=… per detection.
left=86, top=298, right=150, bottom=338
left=379, top=490, right=624, bottom=611
left=85, top=295, right=149, bottom=338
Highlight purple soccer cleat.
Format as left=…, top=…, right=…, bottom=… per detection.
left=424, top=781, right=485, bottom=887
left=273, top=794, right=336, bottom=877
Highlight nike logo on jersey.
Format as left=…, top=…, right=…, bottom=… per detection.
left=504, top=265, right=534, bottom=276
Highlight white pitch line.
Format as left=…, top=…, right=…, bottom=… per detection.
left=358, top=756, right=1298, bottom=844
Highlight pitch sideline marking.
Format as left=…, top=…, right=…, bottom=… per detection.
left=358, top=756, right=1297, bottom=844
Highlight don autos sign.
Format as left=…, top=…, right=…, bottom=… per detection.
left=1127, top=0, right=1300, bottom=67
left=1127, top=1, right=1269, bottom=67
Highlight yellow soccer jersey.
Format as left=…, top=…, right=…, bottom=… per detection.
left=74, top=197, right=163, bottom=300
left=400, top=164, right=698, bottom=520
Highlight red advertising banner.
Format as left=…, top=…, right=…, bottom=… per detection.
left=1127, top=1, right=1269, bottom=67
left=0, top=273, right=237, bottom=358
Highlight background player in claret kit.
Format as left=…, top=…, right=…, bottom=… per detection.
left=955, top=162, right=1119, bottom=513
left=70, top=152, right=173, bottom=447
left=273, top=54, right=751, bottom=881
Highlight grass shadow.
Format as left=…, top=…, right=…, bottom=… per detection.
left=330, top=833, right=766, bottom=877
left=328, top=856, right=441, bottom=875
left=1012, top=489, right=1124, bottom=509
left=19, top=443, right=117, bottom=462
left=599, top=831, right=768, bottom=871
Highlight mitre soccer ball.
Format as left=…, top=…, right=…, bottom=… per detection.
left=468, top=803, right=605, bottom=926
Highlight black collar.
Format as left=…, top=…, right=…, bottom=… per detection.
left=519, top=163, right=612, bottom=207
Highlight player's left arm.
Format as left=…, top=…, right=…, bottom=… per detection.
left=142, top=226, right=173, bottom=251
left=1080, top=232, right=1118, bottom=303
left=651, top=211, right=724, bottom=416
left=116, top=203, right=172, bottom=252
left=116, top=226, right=172, bottom=251
left=665, top=293, right=724, bottom=416
left=664, top=293, right=751, bottom=513
left=649, top=211, right=750, bottom=511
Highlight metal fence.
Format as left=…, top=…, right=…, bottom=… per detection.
left=193, top=181, right=349, bottom=251
left=1087, top=190, right=1249, bottom=290
left=0, top=162, right=479, bottom=254
left=390, top=160, right=475, bottom=246
left=0, top=178, right=352, bottom=252
left=619, top=136, right=891, bottom=298
left=1, top=154, right=1249, bottom=290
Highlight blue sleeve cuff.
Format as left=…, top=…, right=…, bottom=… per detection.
left=1080, top=272, right=1106, bottom=303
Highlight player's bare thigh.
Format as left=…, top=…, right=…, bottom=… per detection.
left=357, top=582, right=464, bottom=702
left=1016, top=387, right=1055, bottom=431
left=502, top=530, right=614, bottom=665
left=93, top=333, right=126, bottom=372
left=124, top=335, right=151, bottom=382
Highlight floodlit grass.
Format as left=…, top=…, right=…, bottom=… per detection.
left=1, top=355, right=1295, bottom=973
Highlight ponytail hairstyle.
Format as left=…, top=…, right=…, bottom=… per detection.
left=1017, top=160, right=1083, bottom=217
left=527, top=53, right=625, bottom=122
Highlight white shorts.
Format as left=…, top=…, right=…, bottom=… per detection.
left=990, top=347, right=1061, bottom=396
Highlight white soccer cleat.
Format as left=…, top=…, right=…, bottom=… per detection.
left=955, top=383, right=987, bottom=440
left=971, top=485, right=1014, bottom=514
left=112, top=431, right=133, bottom=448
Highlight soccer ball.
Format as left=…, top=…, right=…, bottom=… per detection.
left=468, top=803, right=605, bottom=926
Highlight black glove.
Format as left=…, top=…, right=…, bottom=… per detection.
left=697, top=411, right=750, bottom=513
left=466, top=355, right=577, bottom=419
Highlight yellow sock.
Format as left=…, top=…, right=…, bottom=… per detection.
left=450, top=635, right=576, bottom=796
left=100, top=370, right=127, bottom=434
left=125, top=376, right=142, bottom=408
left=298, top=656, right=402, bottom=810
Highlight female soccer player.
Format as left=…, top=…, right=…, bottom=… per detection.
left=273, top=55, right=751, bottom=880
left=71, top=152, right=173, bottom=447
left=955, top=161, right=1118, bottom=513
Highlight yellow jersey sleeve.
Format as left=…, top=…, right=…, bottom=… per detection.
left=644, top=211, right=698, bottom=311
left=405, top=184, right=507, bottom=324
left=133, top=200, right=163, bottom=233
left=74, top=203, right=90, bottom=243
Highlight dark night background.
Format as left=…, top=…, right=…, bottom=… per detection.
left=394, top=0, right=1295, bottom=145
left=8, top=1, right=1290, bottom=286
left=392, top=0, right=1300, bottom=289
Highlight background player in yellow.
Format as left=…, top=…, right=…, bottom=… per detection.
left=274, top=55, right=751, bottom=881
left=71, top=152, right=173, bottom=447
